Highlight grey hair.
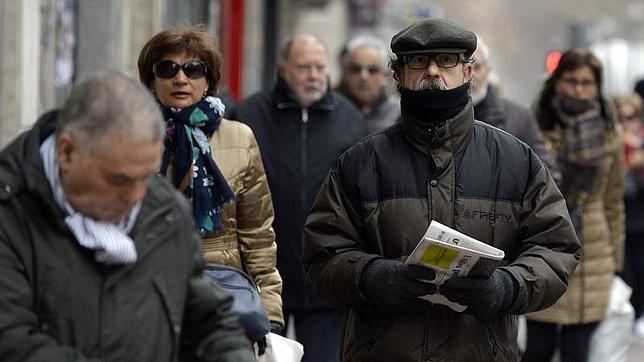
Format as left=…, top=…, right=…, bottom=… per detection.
left=279, top=33, right=327, bottom=61
left=344, top=35, right=389, bottom=68
left=57, top=71, right=165, bottom=152
left=475, top=34, right=490, bottom=67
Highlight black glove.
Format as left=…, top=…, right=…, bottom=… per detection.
left=257, top=336, right=267, bottom=356
left=441, top=269, right=517, bottom=314
left=269, top=322, right=284, bottom=335
left=360, top=259, right=437, bottom=305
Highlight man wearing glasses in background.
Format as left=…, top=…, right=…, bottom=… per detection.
left=303, top=18, right=580, bottom=361
left=337, top=35, right=400, bottom=134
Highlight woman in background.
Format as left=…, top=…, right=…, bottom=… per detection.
left=137, top=26, right=284, bottom=335
left=523, top=48, right=625, bottom=362
left=614, top=93, right=644, bottom=335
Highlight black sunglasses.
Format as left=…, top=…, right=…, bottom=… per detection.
left=348, top=64, right=382, bottom=75
left=153, top=60, right=208, bottom=79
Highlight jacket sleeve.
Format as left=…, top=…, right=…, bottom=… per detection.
left=180, top=230, right=257, bottom=362
left=303, top=166, right=381, bottom=308
left=0, top=228, right=102, bottom=361
left=236, top=130, right=284, bottom=326
left=503, top=161, right=582, bottom=315
left=604, top=130, right=626, bottom=271
left=517, top=107, right=562, bottom=186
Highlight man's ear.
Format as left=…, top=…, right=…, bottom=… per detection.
left=57, top=133, right=77, bottom=171
left=462, top=62, right=474, bottom=83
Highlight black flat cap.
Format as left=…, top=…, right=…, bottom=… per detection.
left=391, top=18, right=477, bottom=56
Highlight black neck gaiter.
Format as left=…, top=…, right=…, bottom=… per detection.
left=399, top=81, right=471, bottom=126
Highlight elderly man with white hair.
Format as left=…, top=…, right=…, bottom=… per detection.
left=337, top=35, right=400, bottom=134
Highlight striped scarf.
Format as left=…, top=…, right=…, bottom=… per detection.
left=40, top=135, right=140, bottom=264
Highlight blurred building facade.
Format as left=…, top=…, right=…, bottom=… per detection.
left=2, top=0, right=644, bottom=148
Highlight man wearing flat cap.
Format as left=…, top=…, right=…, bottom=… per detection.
left=303, top=18, right=580, bottom=361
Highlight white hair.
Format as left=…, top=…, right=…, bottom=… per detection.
left=344, top=35, right=390, bottom=68
left=58, top=71, right=165, bottom=152
left=475, top=34, right=491, bottom=67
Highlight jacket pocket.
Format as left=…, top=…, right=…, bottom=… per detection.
left=343, top=310, right=397, bottom=361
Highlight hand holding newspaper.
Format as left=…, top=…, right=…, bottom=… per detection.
left=405, top=220, right=505, bottom=312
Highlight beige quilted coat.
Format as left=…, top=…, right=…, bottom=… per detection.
left=526, top=119, right=625, bottom=324
left=169, top=119, right=284, bottom=326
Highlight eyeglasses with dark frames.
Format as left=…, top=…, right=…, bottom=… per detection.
left=153, top=60, right=208, bottom=79
left=405, top=53, right=463, bottom=69
left=560, top=77, right=596, bottom=88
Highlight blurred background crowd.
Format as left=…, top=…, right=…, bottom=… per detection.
left=2, top=0, right=644, bottom=146
left=2, top=0, right=644, bottom=360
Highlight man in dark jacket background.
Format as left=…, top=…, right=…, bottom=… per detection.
left=230, top=34, right=365, bottom=362
left=303, top=18, right=580, bottom=361
left=337, top=35, right=400, bottom=134
left=471, top=35, right=562, bottom=185
left=0, top=73, right=255, bottom=362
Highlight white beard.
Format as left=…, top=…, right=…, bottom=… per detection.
left=471, top=79, right=488, bottom=105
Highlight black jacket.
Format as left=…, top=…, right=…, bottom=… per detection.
left=474, top=86, right=562, bottom=185
left=303, top=103, right=580, bottom=361
left=230, top=78, right=365, bottom=311
left=0, top=112, right=255, bottom=362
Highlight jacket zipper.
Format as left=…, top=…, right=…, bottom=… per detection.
left=301, top=108, right=309, bottom=212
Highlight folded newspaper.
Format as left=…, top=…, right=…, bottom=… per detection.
left=405, top=220, right=505, bottom=312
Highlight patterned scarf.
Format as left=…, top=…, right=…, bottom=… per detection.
left=552, top=94, right=606, bottom=166
left=159, top=96, right=235, bottom=237
left=551, top=94, right=606, bottom=205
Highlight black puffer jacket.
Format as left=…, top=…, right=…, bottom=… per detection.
left=230, top=78, right=365, bottom=312
left=303, top=103, right=580, bottom=361
left=0, top=112, right=255, bottom=362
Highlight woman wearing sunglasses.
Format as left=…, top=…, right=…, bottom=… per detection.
left=137, top=26, right=284, bottom=338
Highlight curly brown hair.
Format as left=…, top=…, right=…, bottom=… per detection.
left=137, top=25, right=222, bottom=96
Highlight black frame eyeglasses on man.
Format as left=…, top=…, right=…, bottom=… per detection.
left=404, top=53, right=463, bottom=69
left=153, top=60, right=208, bottom=79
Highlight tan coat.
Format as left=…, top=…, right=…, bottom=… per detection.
left=201, top=119, right=283, bottom=326
left=527, top=120, right=625, bottom=324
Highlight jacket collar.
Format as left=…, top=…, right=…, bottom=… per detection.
left=473, top=85, right=505, bottom=128
left=400, top=100, right=474, bottom=160
left=272, top=75, right=335, bottom=111
left=0, top=111, right=65, bottom=223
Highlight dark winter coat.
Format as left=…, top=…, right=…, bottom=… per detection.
left=230, top=78, right=365, bottom=312
left=303, top=102, right=580, bottom=361
left=337, top=82, right=400, bottom=135
left=0, top=111, right=255, bottom=362
left=474, top=85, right=562, bottom=185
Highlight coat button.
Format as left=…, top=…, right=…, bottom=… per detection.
left=174, top=324, right=181, bottom=334
left=430, top=180, right=438, bottom=187
left=3, top=185, right=10, bottom=193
